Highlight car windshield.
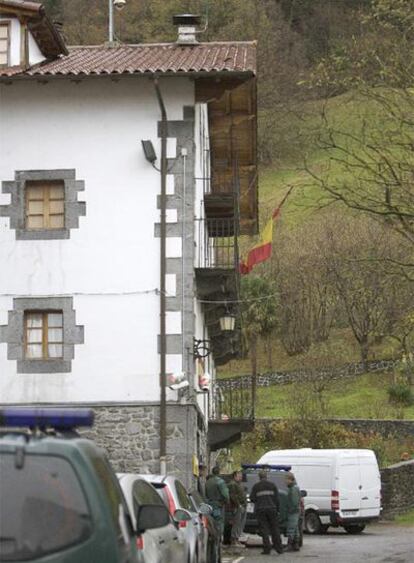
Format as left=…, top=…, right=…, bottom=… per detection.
left=243, top=472, right=288, bottom=495
left=0, top=453, right=92, bottom=561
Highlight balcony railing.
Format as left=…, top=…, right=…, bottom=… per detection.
left=210, top=380, right=254, bottom=420
left=196, top=218, right=239, bottom=270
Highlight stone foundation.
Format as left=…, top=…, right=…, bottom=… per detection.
left=80, top=402, right=206, bottom=488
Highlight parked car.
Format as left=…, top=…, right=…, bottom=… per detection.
left=257, top=448, right=382, bottom=534
left=223, top=464, right=306, bottom=547
left=118, top=473, right=187, bottom=563
left=0, top=408, right=139, bottom=563
left=189, top=490, right=220, bottom=563
left=141, top=474, right=209, bottom=563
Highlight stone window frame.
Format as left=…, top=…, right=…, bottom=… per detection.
left=0, top=297, right=84, bottom=373
left=0, top=169, right=85, bottom=240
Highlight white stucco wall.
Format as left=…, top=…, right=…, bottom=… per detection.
left=0, top=16, right=45, bottom=67
left=0, top=75, right=195, bottom=403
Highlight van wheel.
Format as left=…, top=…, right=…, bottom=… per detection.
left=305, top=511, right=322, bottom=534
left=344, top=524, right=365, bottom=534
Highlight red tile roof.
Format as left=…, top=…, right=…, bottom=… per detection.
left=0, top=41, right=256, bottom=78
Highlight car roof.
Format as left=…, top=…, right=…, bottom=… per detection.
left=0, top=432, right=99, bottom=455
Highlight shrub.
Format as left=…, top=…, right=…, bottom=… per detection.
left=387, top=384, right=414, bottom=407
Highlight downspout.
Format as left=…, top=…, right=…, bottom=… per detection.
left=154, top=77, right=168, bottom=475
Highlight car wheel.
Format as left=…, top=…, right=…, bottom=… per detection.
left=304, top=511, right=322, bottom=534
left=344, top=524, right=365, bottom=534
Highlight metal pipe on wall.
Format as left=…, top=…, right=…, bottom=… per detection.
left=154, top=78, right=167, bottom=475
left=181, top=149, right=187, bottom=369
left=108, top=0, right=114, bottom=42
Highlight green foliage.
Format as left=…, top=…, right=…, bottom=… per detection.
left=235, top=419, right=414, bottom=468
left=240, top=276, right=278, bottom=340
left=387, top=384, right=414, bottom=407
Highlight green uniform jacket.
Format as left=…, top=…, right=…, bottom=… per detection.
left=228, top=480, right=247, bottom=508
left=287, top=483, right=301, bottom=514
left=205, top=475, right=229, bottom=506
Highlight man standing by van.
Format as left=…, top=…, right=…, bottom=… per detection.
left=250, top=470, right=283, bottom=555
left=228, top=470, right=247, bottom=547
left=286, top=472, right=301, bottom=552
left=206, top=466, right=229, bottom=540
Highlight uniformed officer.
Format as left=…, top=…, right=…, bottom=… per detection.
left=205, top=466, right=229, bottom=540
left=285, top=472, right=301, bottom=552
left=250, top=469, right=283, bottom=555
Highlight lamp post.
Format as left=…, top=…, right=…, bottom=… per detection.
left=108, top=0, right=127, bottom=43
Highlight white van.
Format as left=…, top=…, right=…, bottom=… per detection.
left=257, top=448, right=381, bottom=534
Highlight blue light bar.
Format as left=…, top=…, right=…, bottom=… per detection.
left=242, top=463, right=292, bottom=471
left=0, top=408, right=94, bottom=429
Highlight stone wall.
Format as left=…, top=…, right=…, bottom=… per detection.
left=327, top=418, right=414, bottom=438
left=380, top=460, right=414, bottom=519
left=218, top=359, right=397, bottom=390
left=80, top=402, right=204, bottom=488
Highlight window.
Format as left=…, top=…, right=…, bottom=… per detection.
left=0, top=22, right=10, bottom=67
left=25, top=311, right=63, bottom=360
left=132, top=480, right=164, bottom=508
left=25, top=181, right=65, bottom=230
left=0, top=454, right=92, bottom=561
left=174, top=480, right=193, bottom=511
left=86, top=450, right=134, bottom=550
left=0, top=297, right=84, bottom=373
left=0, top=169, right=85, bottom=240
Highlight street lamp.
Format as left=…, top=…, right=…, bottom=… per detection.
left=108, top=0, right=127, bottom=43
left=219, top=314, right=236, bottom=332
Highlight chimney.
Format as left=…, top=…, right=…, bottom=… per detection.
left=173, top=14, right=201, bottom=45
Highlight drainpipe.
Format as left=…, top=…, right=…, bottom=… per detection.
left=154, top=78, right=167, bottom=475
left=181, top=148, right=187, bottom=368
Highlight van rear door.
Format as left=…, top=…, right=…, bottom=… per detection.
left=359, top=455, right=381, bottom=518
left=337, top=457, right=361, bottom=516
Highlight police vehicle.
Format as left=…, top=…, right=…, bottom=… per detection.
left=0, top=408, right=143, bottom=563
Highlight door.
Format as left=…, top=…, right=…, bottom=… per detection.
left=338, top=458, right=361, bottom=515
left=359, top=456, right=381, bottom=518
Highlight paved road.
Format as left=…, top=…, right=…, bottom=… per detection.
left=222, top=523, right=414, bottom=563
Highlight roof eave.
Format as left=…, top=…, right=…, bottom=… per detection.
left=0, top=69, right=255, bottom=82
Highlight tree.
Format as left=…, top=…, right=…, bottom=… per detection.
left=321, top=214, right=407, bottom=368
left=273, top=220, right=337, bottom=356
left=240, top=275, right=278, bottom=413
left=305, top=0, right=414, bottom=255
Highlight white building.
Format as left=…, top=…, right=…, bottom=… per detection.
left=0, top=1, right=258, bottom=482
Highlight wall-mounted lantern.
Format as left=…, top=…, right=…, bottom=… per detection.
left=219, top=314, right=236, bottom=332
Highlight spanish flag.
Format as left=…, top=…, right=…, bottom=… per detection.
left=240, top=187, right=293, bottom=275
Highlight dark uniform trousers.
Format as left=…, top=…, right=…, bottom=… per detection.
left=256, top=508, right=283, bottom=553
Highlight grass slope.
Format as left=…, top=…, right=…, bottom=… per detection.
left=254, top=372, right=414, bottom=420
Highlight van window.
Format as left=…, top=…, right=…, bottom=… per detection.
left=0, top=453, right=92, bottom=561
